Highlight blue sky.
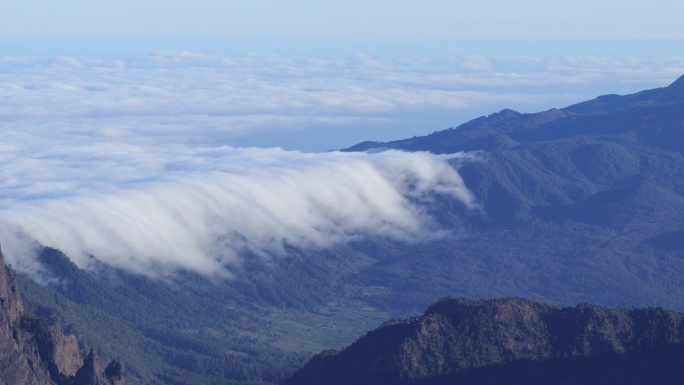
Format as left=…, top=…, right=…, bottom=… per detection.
left=1, top=0, right=683, bottom=39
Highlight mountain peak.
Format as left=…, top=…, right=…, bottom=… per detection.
left=666, top=74, right=684, bottom=90
left=489, top=108, right=521, bottom=119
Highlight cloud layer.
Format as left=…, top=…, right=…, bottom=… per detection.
left=2, top=52, right=682, bottom=151
left=0, top=141, right=476, bottom=279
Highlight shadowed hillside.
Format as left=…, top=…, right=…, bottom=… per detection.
left=286, top=297, right=684, bottom=385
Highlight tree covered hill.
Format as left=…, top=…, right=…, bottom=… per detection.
left=340, top=74, right=684, bottom=309
left=345, top=74, right=684, bottom=227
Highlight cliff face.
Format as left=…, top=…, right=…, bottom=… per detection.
left=0, top=247, right=24, bottom=325
left=0, top=246, right=124, bottom=385
left=72, top=349, right=125, bottom=385
left=286, top=297, right=684, bottom=385
left=0, top=244, right=52, bottom=385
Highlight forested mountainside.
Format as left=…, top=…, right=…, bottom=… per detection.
left=0, top=246, right=123, bottom=385
left=286, top=297, right=684, bottom=385
left=14, top=76, right=684, bottom=384
left=343, top=74, right=684, bottom=307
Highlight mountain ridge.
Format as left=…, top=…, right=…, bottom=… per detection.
left=342, top=74, right=684, bottom=154
left=285, top=297, right=684, bottom=385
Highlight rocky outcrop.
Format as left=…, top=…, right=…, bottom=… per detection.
left=103, top=359, right=125, bottom=385
left=0, top=245, right=124, bottom=385
left=0, top=245, right=52, bottom=385
left=72, top=349, right=124, bottom=385
left=0, top=247, right=24, bottom=325
left=286, top=297, right=684, bottom=385
left=18, top=316, right=86, bottom=383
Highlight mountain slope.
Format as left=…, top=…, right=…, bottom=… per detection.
left=286, top=297, right=684, bottom=385
left=339, top=74, right=684, bottom=310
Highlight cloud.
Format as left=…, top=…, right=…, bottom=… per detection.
left=2, top=52, right=681, bottom=150
left=0, top=144, right=475, bottom=279
left=460, top=54, right=492, bottom=71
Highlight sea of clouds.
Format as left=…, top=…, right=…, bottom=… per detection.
left=2, top=52, right=682, bottom=150
left=0, top=51, right=681, bottom=279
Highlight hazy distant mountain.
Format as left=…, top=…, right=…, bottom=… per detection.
left=14, top=75, right=684, bottom=384
left=285, top=297, right=684, bottom=385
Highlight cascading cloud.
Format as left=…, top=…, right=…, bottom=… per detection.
left=0, top=143, right=477, bottom=279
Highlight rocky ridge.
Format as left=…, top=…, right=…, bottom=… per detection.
left=0, top=245, right=124, bottom=385
left=286, top=297, right=684, bottom=385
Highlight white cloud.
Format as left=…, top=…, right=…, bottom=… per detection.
left=460, top=54, right=492, bottom=71
left=1, top=52, right=681, bottom=149
left=0, top=143, right=476, bottom=279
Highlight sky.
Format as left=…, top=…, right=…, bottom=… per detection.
left=1, top=1, right=683, bottom=39
left=1, top=1, right=683, bottom=279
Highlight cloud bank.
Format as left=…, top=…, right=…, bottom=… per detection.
left=2, top=52, right=682, bottom=151
left=0, top=142, right=476, bottom=279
